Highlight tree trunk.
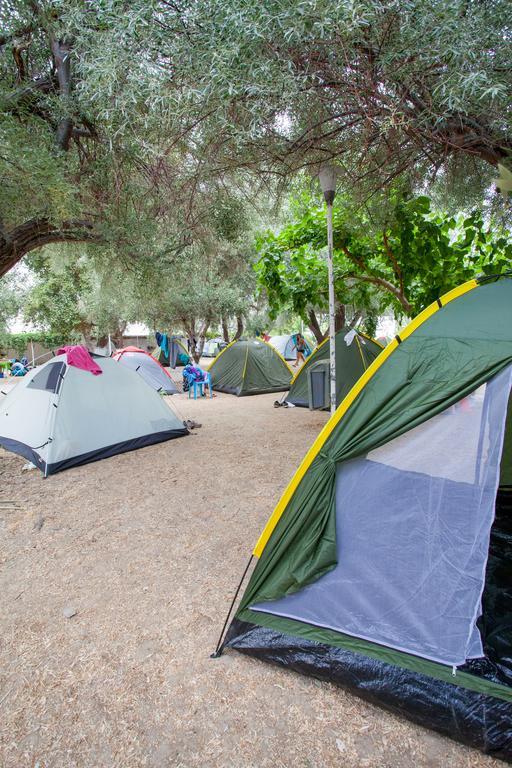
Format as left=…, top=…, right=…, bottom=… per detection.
left=50, top=37, right=73, bottom=151
left=221, top=316, right=229, bottom=343
left=110, top=321, right=127, bottom=350
left=184, top=319, right=210, bottom=363
left=0, top=218, right=99, bottom=276
left=183, top=322, right=197, bottom=362
left=196, top=319, right=210, bottom=363
left=307, top=308, right=325, bottom=344
left=334, top=303, right=346, bottom=332
left=233, top=315, right=243, bottom=341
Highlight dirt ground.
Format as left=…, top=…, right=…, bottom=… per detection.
left=0, top=384, right=503, bottom=768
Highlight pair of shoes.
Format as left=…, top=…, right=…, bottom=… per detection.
left=184, top=419, right=203, bottom=430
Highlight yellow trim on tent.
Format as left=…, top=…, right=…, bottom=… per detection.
left=290, top=335, right=328, bottom=384
left=207, top=338, right=294, bottom=376
left=253, top=278, right=479, bottom=558
left=354, top=335, right=367, bottom=370
left=262, top=339, right=294, bottom=375
left=207, top=339, right=238, bottom=371
left=289, top=329, right=382, bottom=386
left=241, top=341, right=250, bottom=382
left=357, top=330, right=385, bottom=349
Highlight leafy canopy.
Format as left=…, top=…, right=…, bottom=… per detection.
left=256, top=191, right=512, bottom=328
left=66, top=0, right=512, bottom=205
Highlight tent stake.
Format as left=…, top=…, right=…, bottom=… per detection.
left=210, top=554, right=254, bottom=658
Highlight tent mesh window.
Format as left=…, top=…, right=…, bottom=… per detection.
left=27, top=361, right=65, bottom=394
left=252, top=366, right=512, bottom=669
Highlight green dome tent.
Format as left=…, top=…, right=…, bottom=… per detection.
left=217, top=274, right=512, bottom=760
left=209, top=339, right=292, bottom=396
left=285, top=327, right=382, bottom=408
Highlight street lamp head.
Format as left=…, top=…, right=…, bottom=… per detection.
left=318, top=164, right=339, bottom=205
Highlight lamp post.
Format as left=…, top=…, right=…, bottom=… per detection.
left=318, top=164, right=338, bottom=414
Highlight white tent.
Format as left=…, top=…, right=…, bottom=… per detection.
left=112, top=347, right=178, bottom=394
left=202, top=338, right=225, bottom=357
left=0, top=353, right=188, bottom=475
left=269, top=334, right=313, bottom=361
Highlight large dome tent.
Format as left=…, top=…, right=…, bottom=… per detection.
left=217, top=274, right=512, bottom=759
left=208, top=339, right=292, bottom=396
left=0, top=347, right=188, bottom=475
left=285, top=327, right=382, bottom=408
left=112, top=346, right=179, bottom=394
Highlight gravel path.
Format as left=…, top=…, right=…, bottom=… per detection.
left=0, top=389, right=502, bottom=767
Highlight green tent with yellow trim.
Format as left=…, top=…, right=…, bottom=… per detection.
left=218, top=273, right=512, bottom=760
left=286, top=327, right=382, bottom=408
left=209, top=339, right=292, bottom=396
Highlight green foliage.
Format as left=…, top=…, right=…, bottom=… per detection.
left=256, top=191, right=512, bottom=325
left=0, top=331, right=66, bottom=356
left=65, top=0, right=512, bottom=205
left=132, top=240, right=255, bottom=339
left=21, top=245, right=139, bottom=344
left=0, top=272, right=25, bottom=331
left=24, top=254, right=89, bottom=341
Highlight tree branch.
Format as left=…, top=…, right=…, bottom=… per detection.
left=0, top=218, right=101, bottom=276
left=346, top=272, right=412, bottom=312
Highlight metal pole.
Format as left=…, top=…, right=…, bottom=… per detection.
left=326, top=201, right=336, bottom=414
left=108, top=333, right=112, bottom=356
left=30, top=341, right=35, bottom=367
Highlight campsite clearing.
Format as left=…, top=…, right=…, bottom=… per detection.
left=0, top=390, right=501, bottom=767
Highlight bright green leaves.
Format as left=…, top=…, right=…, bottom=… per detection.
left=255, top=191, right=512, bottom=325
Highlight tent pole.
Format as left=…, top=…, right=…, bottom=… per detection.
left=30, top=341, right=35, bottom=367
left=108, top=334, right=112, bottom=356
left=210, top=554, right=254, bottom=658
left=326, top=200, right=337, bottom=414
left=318, top=165, right=338, bottom=415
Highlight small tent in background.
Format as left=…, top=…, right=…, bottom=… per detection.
left=153, top=333, right=190, bottom=368
left=112, top=346, right=179, bottom=394
left=203, top=338, right=226, bottom=357
left=209, top=339, right=292, bottom=396
left=0, top=347, right=188, bottom=475
left=221, top=274, right=512, bottom=760
left=269, top=334, right=313, bottom=361
left=285, top=327, right=382, bottom=408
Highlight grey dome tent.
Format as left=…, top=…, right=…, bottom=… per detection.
left=269, top=334, right=313, bottom=361
left=0, top=352, right=188, bottom=475
left=218, top=274, right=512, bottom=760
left=209, top=339, right=292, bottom=396
left=112, top=346, right=179, bottom=394
left=285, top=327, right=382, bottom=408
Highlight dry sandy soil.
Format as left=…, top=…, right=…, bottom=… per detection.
left=0, top=383, right=503, bottom=768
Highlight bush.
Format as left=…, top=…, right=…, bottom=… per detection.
left=0, top=331, right=74, bottom=357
